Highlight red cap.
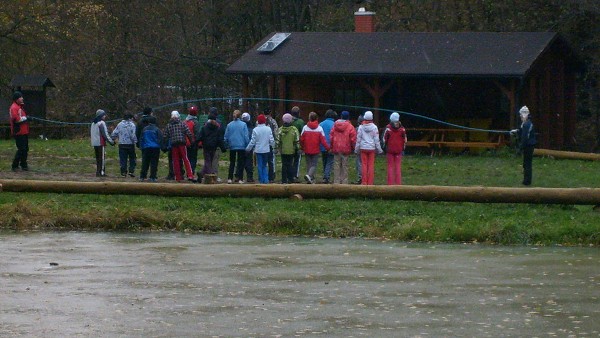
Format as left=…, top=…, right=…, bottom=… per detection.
left=188, top=106, right=198, bottom=116
left=257, top=114, right=266, bottom=124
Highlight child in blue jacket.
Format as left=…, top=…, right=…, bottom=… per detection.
left=139, top=116, right=163, bottom=182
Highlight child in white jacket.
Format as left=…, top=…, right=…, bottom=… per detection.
left=355, top=111, right=383, bottom=185
left=245, top=114, right=275, bottom=184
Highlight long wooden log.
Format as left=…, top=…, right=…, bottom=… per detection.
left=1, top=179, right=600, bottom=205
left=534, top=148, right=600, bottom=161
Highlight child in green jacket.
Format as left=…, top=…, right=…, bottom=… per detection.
left=276, top=113, right=300, bottom=184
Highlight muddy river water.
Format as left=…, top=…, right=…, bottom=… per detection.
left=1, top=233, right=599, bottom=337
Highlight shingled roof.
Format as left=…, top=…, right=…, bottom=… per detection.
left=10, top=75, right=55, bottom=88
left=227, top=32, right=568, bottom=78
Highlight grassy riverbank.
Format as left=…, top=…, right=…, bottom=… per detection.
left=1, top=139, right=599, bottom=245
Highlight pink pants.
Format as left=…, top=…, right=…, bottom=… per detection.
left=386, top=153, right=403, bottom=185
left=360, top=150, right=376, bottom=185
left=172, top=144, right=194, bottom=181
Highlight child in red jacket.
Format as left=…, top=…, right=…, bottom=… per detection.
left=300, top=112, right=329, bottom=184
left=382, top=112, right=407, bottom=185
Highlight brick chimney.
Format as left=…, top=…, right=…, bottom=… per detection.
left=354, top=7, right=376, bottom=33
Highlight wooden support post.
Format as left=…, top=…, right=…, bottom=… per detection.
left=360, top=78, right=394, bottom=125
left=268, top=76, right=276, bottom=114
left=242, top=75, right=250, bottom=112
left=278, top=75, right=286, bottom=116
left=493, top=79, right=516, bottom=129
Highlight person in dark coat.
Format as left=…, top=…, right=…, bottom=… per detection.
left=198, top=112, right=226, bottom=181
left=511, top=106, right=537, bottom=186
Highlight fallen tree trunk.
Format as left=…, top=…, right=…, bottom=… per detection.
left=1, top=179, right=600, bottom=205
left=534, top=148, right=600, bottom=161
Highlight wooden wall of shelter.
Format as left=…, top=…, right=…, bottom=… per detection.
left=240, top=52, right=578, bottom=150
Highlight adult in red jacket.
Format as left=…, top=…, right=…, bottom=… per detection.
left=300, top=112, right=329, bottom=184
left=382, top=112, right=407, bottom=185
left=9, top=91, right=30, bottom=171
left=329, top=110, right=356, bottom=184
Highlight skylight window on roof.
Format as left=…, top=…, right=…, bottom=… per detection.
left=257, top=33, right=291, bottom=53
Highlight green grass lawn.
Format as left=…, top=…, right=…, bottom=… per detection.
left=1, top=138, right=599, bottom=246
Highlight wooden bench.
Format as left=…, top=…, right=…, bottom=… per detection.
left=406, top=128, right=507, bottom=155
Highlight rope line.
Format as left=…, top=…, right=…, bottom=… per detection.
left=27, top=97, right=512, bottom=134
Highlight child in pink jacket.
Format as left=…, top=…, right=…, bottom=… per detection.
left=329, top=110, right=356, bottom=184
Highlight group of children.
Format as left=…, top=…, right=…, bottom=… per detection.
left=90, top=105, right=407, bottom=185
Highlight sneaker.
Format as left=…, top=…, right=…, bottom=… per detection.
left=238, top=180, right=244, bottom=184
left=187, top=177, right=198, bottom=183
left=304, top=174, right=313, bottom=184
left=322, top=178, right=330, bottom=184
left=227, top=179, right=233, bottom=184
left=128, top=173, right=135, bottom=178
left=246, top=179, right=255, bottom=183
left=149, top=178, right=157, bottom=183
left=121, top=173, right=127, bottom=177
left=355, top=178, right=362, bottom=184
left=139, top=178, right=145, bottom=182
left=216, top=178, right=222, bottom=183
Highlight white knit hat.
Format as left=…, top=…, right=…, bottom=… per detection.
left=171, top=110, right=180, bottom=119
left=241, top=112, right=250, bottom=122
left=282, top=113, right=293, bottom=124
left=519, top=106, right=530, bottom=117
left=364, top=111, right=373, bottom=121
left=390, top=112, right=400, bottom=122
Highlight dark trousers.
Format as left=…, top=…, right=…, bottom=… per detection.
left=94, top=146, right=106, bottom=176
left=200, top=148, right=216, bottom=176
left=228, top=150, right=245, bottom=180
left=281, top=154, right=295, bottom=184
left=118, top=144, right=136, bottom=174
left=244, top=152, right=254, bottom=182
left=140, top=148, right=160, bottom=179
left=293, top=151, right=302, bottom=179
left=187, top=145, right=198, bottom=174
left=267, top=148, right=275, bottom=182
left=522, top=145, right=534, bottom=185
left=12, top=134, right=29, bottom=169
left=321, top=151, right=334, bottom=181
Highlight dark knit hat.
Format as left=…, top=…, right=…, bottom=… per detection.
left=325, top=109, right=337, bottom=119
left=209, top=107, right=218, bottom=115
left=208, top=113, right=217, bottom=120
left=341, top=111, right=350, bottom=120
left=124, top=113, right=134, bottom=120
left=143, top=106, right=153, bottom=115
left=12, top=91, right=23, bottom=101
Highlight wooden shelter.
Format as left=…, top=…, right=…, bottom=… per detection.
left=4, top=75, right=55, bottom=123
left=227, top=11, right=580, bottom=150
